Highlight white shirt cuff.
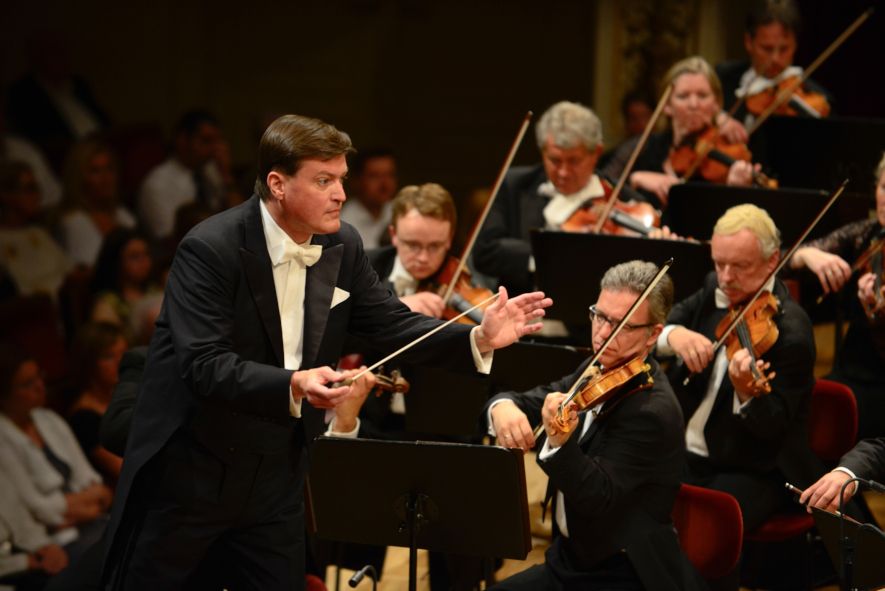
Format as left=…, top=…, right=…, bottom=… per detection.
left=528, top=255, right=536, bottom=273
left=538, top=436, right=560, bottom=460
left=833, top=466, right=857, bottom=480
left=732, top=392, right=752, bottom=414
left=469, top=327, right=494, bottom=374
left=289, top=386, right=302, bottom=418
left=657, top=325, right=680, bottom=356
left=325, top=417, right=361, bottom=438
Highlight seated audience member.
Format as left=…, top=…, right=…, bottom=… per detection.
left=474, top=101, right=651, bottom=295
left=788, top=152, right=885, bottom=439
left=658, top=204, right=819, bottom=532
left=5, top=30, right=109, bottom=172
left=485, top=261, right=704, bottom=590
left=137, top=110, right=233, bottom=242
left=57, top=136, right=136, bottom=268
left=0, top=464, right=69, bottom=591
left=0, top=101, right=62, bottom=207
left=340, top=147, right=398, bottom=249
left=0, top=160, right=71, bottom=297
left=89, top=228, right=162, bottom=345
left=66, top=322, right=127, bottom=483
left=629, top=56, right=758, bottom=208
left=0, top=345, right=112, bottom=564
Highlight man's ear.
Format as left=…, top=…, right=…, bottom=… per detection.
left=266, top=171, right=285, bottom=200
left=388, top=224, right=397, bottom=244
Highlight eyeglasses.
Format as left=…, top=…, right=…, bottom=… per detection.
left=398, top=239, right=448, bottom=256
left=588, top=305, right=656, bottom=332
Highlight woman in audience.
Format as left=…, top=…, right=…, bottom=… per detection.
left=0, top=345, right=111, bottom=564
left=89, top=228, right=162, bottom=345
left=57, top=136, right=136, bottom=268
left=0, top=160, right=71, bottom=298
left=66, top=322, right=127, bottom=483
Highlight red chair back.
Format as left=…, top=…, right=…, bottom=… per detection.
left=672, top=483, right=743, bottom=580
left=809, top=378, right=858, bottom=462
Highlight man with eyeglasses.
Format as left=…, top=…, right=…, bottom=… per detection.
left=657, top=204, right=818, bottom=537
left=483, top=261, right=704, bottom=591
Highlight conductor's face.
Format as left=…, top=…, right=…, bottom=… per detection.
left=267, top=154, right=348, bottom=243
left=590, top=289, right=661, bottom=368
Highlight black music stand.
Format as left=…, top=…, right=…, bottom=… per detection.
left=307, top=437, right=531, bottom=591
left=531, top=230, right=710, bottom=326
left=754, top=115, right=885, bottom=192
left=812, top=506, right=885, bottom=590
left=666, top=183, right=871, bottom=246
left=491, top=340, right=590, bottom=394
left=402, top=366, right=490, bottom=438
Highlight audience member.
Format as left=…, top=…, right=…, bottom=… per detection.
left=66, top=322, right=127, bottom=483
left=57, top=136, right=135, bottom=268
left=89, top=228, right=161, bottom=345
left=340, top=147, right=398, bottom=249
left=0, top=98, right=62, bottom=207
left=137, top=110, right=232, bottom=242
left=0, top=345, right=112, bottom=565
left=0, top=160, right=71, bottom=298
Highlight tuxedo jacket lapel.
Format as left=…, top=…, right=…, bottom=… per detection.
left=241, top=198, right=284, bottom=366
left=303, top=240, right=343, bottom=368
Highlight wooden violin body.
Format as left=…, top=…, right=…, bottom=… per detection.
left=715, top=291, right=780, bottom=396
left=421, top=256, right=495, bottom=325
left=745, top=75, right=830, bottom=119
left=668, top=126, right=776, bottom=188
left=554, top=355, right=654, bottom=433
left=561, top=198, right=660, bottom=236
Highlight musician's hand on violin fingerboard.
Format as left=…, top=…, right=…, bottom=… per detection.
left=542, top=393, right=578, bottom=449
left=400, top=292, right=446, bottom=318
left=728, top=348, right=773, bottom=402
left=667, top=327, right=714, bottom=374
left=725, top=161, right=756, bottom=187
left=490, top=399, right=534, bottom=451
left=716, top=114, right=749, bottom=145
left=792, top=247, right=851, bottom=294
left=330, top=367, right=375, bottom=433
left=858, top=272, right=878, bottom=308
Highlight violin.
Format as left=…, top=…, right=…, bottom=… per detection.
left=851, top=232, right=885, bottom=319
left=744, top=75, right=830, bottom=119
left=421, top=256, right=495, bottom=325
left=560, top=189, right=660, bottom=236
left=552, top=355, right=654, bottom=433
left=668, top=126, right=777, bottom=188
left=714, top=292, right=780, bottom=396
left=336, top=354, right=411, bottom=397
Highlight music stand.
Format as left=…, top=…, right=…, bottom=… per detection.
left=531, top=230, right=711, bottom=326
left=666, top=183, right=871, bottom=246
left=402, top=366, right=490, bottom=438
left=812, top=506, right=885, bottom=590
left=754, top=115, right=885, bottom=192
left=491, top=340, right=589, bottom=394
left=307, top=437, right=531, bottom=591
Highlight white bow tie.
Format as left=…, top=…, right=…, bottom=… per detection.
left=277, top=241, right=322, bottom=267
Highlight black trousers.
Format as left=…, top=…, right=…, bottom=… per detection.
left=114, top=431, right=306, bottom=591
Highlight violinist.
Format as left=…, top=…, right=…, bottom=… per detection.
left=485, top=261, right=705, bottom=591
left=657, top=204, right=818, bottom=533
left=474, top=101, right=653, bottom=295
left=788, top=153, right=885, bottom=440
left=716, top=0, right=832, bottom=128
left=629, top=56, right=758, bottom=207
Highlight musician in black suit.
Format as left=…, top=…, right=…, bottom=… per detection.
left=658, top=204, right=819, bottom=531
left=473, top=101, right=649, bottom=295
left=716, top=0, right=832, bottom=129
left=101, top=114, right=551, bottom=590
left=800, top=438, right=885, bottom=512
left=484, top=261, right=704, bottom=591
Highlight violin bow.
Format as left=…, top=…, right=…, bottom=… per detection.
left=343, top=291, right=501, bottom=386
left=681, top=179, right=849, bottom=385
left=746, top=7, right=873, bottom=136
left=531, top=257, right=674, bottom=438
left=591, top=85, right=673, bottom=234
left=440, top=112, right=533, bottom=306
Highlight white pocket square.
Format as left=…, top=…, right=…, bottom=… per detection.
left=331, top=287, right=350, bottom=309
